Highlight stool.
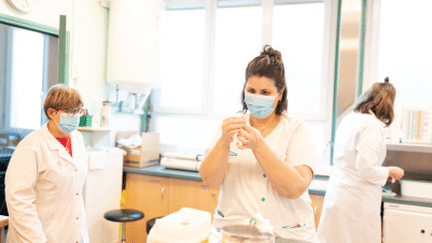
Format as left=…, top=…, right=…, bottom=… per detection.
left=146, top=216, right=163, bottom=234
left=104, top=209, right=144, bottom=242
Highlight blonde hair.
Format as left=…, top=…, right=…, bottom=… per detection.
left=354, top=77, right=396, bottom=126
left=43, top=84, right=84, bottom=118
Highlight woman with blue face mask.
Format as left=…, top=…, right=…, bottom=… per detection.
left=199, top=45, right=318, bottom=242
left=5, top=84, right=90, bottom=243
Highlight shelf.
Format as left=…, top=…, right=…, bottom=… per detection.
left=77, top=127, right=111, bottom=132
left=386, top=143, right=432, bottom=153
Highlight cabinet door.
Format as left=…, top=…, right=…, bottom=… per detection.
left=169, top=178, right=219, bottom=215
left=124, top=173, right=171, bottom=242
left=310, top=194, right=324, bottom=230
left=383, top=209, right=432, bottom=243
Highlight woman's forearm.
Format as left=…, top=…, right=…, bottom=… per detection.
left=252, top=141, right=313, bottom=199
left=199, top=136, right=231, bottom=188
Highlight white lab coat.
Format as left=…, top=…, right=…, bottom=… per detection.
left=210, top=115, right=318, bottom=242
left=317, top=112, right=390, bottom=243
left=5, top=124, right=89, bottom=243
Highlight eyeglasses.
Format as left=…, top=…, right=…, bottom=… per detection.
left=58, top=108, right=86, bottom=117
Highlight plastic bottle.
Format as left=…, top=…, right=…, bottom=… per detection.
left=101, top=101, right=111, bottom=127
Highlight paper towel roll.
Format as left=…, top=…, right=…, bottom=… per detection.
left=160, top=157, right=201, bottom=171
left=162, top=153, right=203, bottom=161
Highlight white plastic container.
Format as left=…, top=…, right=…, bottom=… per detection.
left=147, top=207, right=212, bottom=243
left=400, top=179, right=432, bottom=199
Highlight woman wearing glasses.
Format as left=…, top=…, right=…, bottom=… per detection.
left=5, top=84, right=89, bottom=243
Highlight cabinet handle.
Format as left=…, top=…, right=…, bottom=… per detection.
left=150, top=179, right=161, bottom=183
left=161, top=186, right=165, bottom=199
left=211, top=193, right=215, bottom=197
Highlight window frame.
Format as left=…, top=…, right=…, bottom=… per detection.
left=0, top=14, right=66, bottom=136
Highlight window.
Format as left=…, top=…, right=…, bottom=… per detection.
left=212, top=5, right=262, bottom=115
left=364, top=0, right=432, bottom=142
left=1, top=23, right=58, bottom=135
left=273, top=2, right=325, bottom=117
left=8, top=28, right=45, bottom=130
left=151, top=0, right=337, bottom=175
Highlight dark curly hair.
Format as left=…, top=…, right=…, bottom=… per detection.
left=241, top=45, right=288, bottom=115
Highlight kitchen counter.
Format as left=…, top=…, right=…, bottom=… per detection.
left=123, top=165, right=325, bottom=195
left=123, top=164, right=202, bottom=181
left=124, top=164, right=432, bottom=208
left=382, top=194, right=432, bottom=208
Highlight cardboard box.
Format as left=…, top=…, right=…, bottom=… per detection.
left=116, top=131, right=160, bottom=168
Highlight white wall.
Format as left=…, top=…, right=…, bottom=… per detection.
left=0, top=0, right=143, bottom=146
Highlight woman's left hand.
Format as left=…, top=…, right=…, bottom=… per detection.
left=236, top=125, right=263, bottom=150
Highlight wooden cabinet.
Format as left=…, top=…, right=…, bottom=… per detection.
left=123, top=174, right=171, bottom=242
left=310, top=194, right=324, bottom=230
left=169, top=177, right=219, bottom=214
left=123, top=173, right=220, bottom=241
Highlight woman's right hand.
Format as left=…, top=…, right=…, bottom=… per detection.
left=221, top=116, right=246, bottom=145
left=388, top=166, right=405, bottom=181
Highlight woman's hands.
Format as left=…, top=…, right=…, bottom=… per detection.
left=200, top=116, right=248, bottom=188
left=236, top=125, right=263, bottom=150
left=221, top=116, right=246, bottom=146
left=221, top=116, right=264, bottom=150
left=388, top=166, right=405, bottom=181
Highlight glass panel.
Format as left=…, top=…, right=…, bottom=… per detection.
left=377, top=0, right=432, bottom=107
left=272, top=2, right=325, bottom=115
left=156, top=9, right=206, bottom=110
left=212, top=6, right=262, bottom=115
left=9, top=28, right=45, bottom=130
left=155, top=116, right=221, bottom=150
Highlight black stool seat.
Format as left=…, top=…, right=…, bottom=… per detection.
left=104, top=209, right=144, bottom=223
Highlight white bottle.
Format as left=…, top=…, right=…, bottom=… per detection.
left=101, top=101, right=111, bottom=127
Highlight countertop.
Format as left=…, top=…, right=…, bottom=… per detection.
left=124, top=164, right=432, bottom=208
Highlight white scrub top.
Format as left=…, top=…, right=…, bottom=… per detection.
left=209, top=114, right=318, bottom=242
left=5, top=124, right=89, bottom=243
left=317, top=112, right=389, bottom=243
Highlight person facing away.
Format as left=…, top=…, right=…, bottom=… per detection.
left=5, top=84, right=90, bottom=243
left=317, top=77, right=405, bottom=243
left=199, top=45, right=319, bottom=242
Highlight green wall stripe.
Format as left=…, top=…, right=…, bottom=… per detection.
left=357, top=0, right=367, bottom=98
left=58, top=15, right=67, bottom=85
left=330, top=0, right=343, bottom=166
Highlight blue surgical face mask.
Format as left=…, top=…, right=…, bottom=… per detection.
left=55, top=113, right=80, bottom=134
left=245, top=92, right=276, bottom=119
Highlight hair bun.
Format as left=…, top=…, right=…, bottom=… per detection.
left=384, top=76, right=389, bottom=83
left=262, top=45, right=282, bottom=61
